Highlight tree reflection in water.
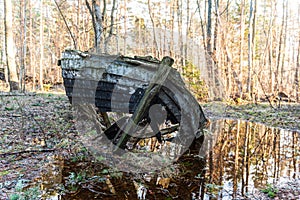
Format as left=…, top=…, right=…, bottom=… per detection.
left=202, top=119, right=300, bottom=199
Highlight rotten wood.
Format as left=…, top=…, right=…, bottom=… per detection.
left=114, top=56, right=174, bottom=150
left=100, top=112, right=111, bottom=128
left=60, top=50, right=208, bottom=153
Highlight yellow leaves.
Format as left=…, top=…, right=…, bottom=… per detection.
left=105, top=176, right=116, bottom=194
left=43, top=84, right=52, bottom=92
left=156, top=176, right=171, bottom=189
left=32, top=137, right=46, bottom=147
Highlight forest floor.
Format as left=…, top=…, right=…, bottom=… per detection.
left=0, top=92, right=299, bottom=199
left=201, top=100, right=300, bottom=132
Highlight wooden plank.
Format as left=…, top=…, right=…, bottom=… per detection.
left=114, top=56, right=174, bottom=151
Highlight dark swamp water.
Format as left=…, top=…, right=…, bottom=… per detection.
left=39, top=119, right=300, bottom=200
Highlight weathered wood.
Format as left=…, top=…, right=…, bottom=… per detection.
left=114, top=56, right=174, bottom=150
left=60, top=50, right=208, bottom=153
left=0, top=68, right=4, bottom=81
left=100, top=112, right=111, bottom=128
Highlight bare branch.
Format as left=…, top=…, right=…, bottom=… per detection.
left=53, top=0, right=77, bottom=49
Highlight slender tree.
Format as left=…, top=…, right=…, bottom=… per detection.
left=148, top=0, right=160, bottom=57
left=296, top=37, right=300, bottom=102
left=246, top=0, right=257, bottom=94
left=4, top=0, right=19, bottom=91
left=104, top=0, right=116, bottom=53
left=239, top=0, right=245, bottom=97
left=39, top=0, right=44, bottom=90
left=19, top=0, right=27, bottom=91
left=275, top=0, right=287, bottom=92
left=86, top=0, right=103, bottom=52
left=206, top=0, right=214, bottom=98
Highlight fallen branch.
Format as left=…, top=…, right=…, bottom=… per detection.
left=0, top=92, right=36, bottom=96
left=0, top=148, right=56, bottom=157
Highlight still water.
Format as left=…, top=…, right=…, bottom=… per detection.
left=201, top=119, right=300, bottom=199
left=41, top=119, right=300, bottom=199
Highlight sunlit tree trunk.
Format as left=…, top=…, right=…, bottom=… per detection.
left=267, top=1, right=277, bottom=94
left=39, top=0, right=44, bottom=91
left=212, top=0, right=223, bottom=98
left=77, top=0, right=81, bottom=49
left=148, top=0, right=159, bottom=58
left=246, top=0, right=257, bottom=94
left=104, top=0, right=116, bottom=53
left=206, top=0, right=214, bottom=98
left=19, top=0, right=27, bottom=91
left=170, top=1, right=175, bottom=58
left=86, top=0, right=104, bottom=52
left=239, top=0, right=245, bottom=97
left=123, top=0, right=127, bottom=55
left=275, top=0, right=287, bottom=92
left=29, top=0, right=36, bottom=91
left=176, top=0, right=184, bottom=67
left=280, top=0, right=288, bottom=90
left=296, top=37, right=300, bottom=102
left=184, top=0, right=190, bottom=64
left=4, top=0, right=19, bottom=91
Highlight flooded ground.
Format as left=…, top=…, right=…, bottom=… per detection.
left=202, top=119, right=300, bottom=199
left=39, top=119, right=299, bottom=200
left=0, top=94, right=299, bottom=199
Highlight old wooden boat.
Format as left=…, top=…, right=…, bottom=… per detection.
left=59, top=49, right=207, bottom=150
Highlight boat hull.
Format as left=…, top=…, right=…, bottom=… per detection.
left=59, top=50, right=207, bottom=133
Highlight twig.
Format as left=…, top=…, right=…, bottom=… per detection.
left=0, top=148, right=56, bottom=157
left=253, top=71, right=277, bottom=109
left=53, top=0, right=77, bottom=49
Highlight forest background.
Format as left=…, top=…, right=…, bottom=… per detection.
left=0, top=0, right=299, bottom=102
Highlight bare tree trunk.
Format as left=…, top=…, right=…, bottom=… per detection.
left=267, top=1, right=277, bottom=94
left=251, top=0, right=257, bottom=97
left=196, top=0, right=206, bottom=51
left=85, top=0, right=110, bottom=129
left=239, top=0, right=245, bottom=97
left=280, top=0, right=288, bottom=90
left=176, top=0, right=184, bottom=67
left=246, top=0, right=256, bottom=94
left=104, top=0, right=116, bottom=53
left=148, top=0, right=159, bottom=58
left=275, top=0, right=287, bottom=92
left=213, top=0, right=221, bottom=97
left=39, top=0, right=44, bottom=91
left=29, top=1, right=35, bottom=91
left=170, top=1, right=175, bottom=57
left=296, top=37, right=300, bottom=102
left=123, top=0, right=127, bottom=55
left=86, top=0, right=103, bottom=52
left=4, top=0, right=19, bottom=91
left=185, top=0, right=190, bottom=64
left=19, top=0, right=27, bottom=92
left=206, top=0, right=214, bottom=98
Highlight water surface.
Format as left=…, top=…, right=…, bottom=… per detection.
left=40, top=119, right=300, bottom=199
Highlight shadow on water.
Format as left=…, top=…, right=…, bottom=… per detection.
left=40, top=119, right=300, bottom=199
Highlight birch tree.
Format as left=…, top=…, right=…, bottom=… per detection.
left=246, top=0, right=257, bottom=95
left=86, top=0, right=104, bottom=52
left=4, top=0, right=19, bottom=91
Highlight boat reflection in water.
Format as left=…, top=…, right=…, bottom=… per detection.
left=39, top=119, right=299, bottom=199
